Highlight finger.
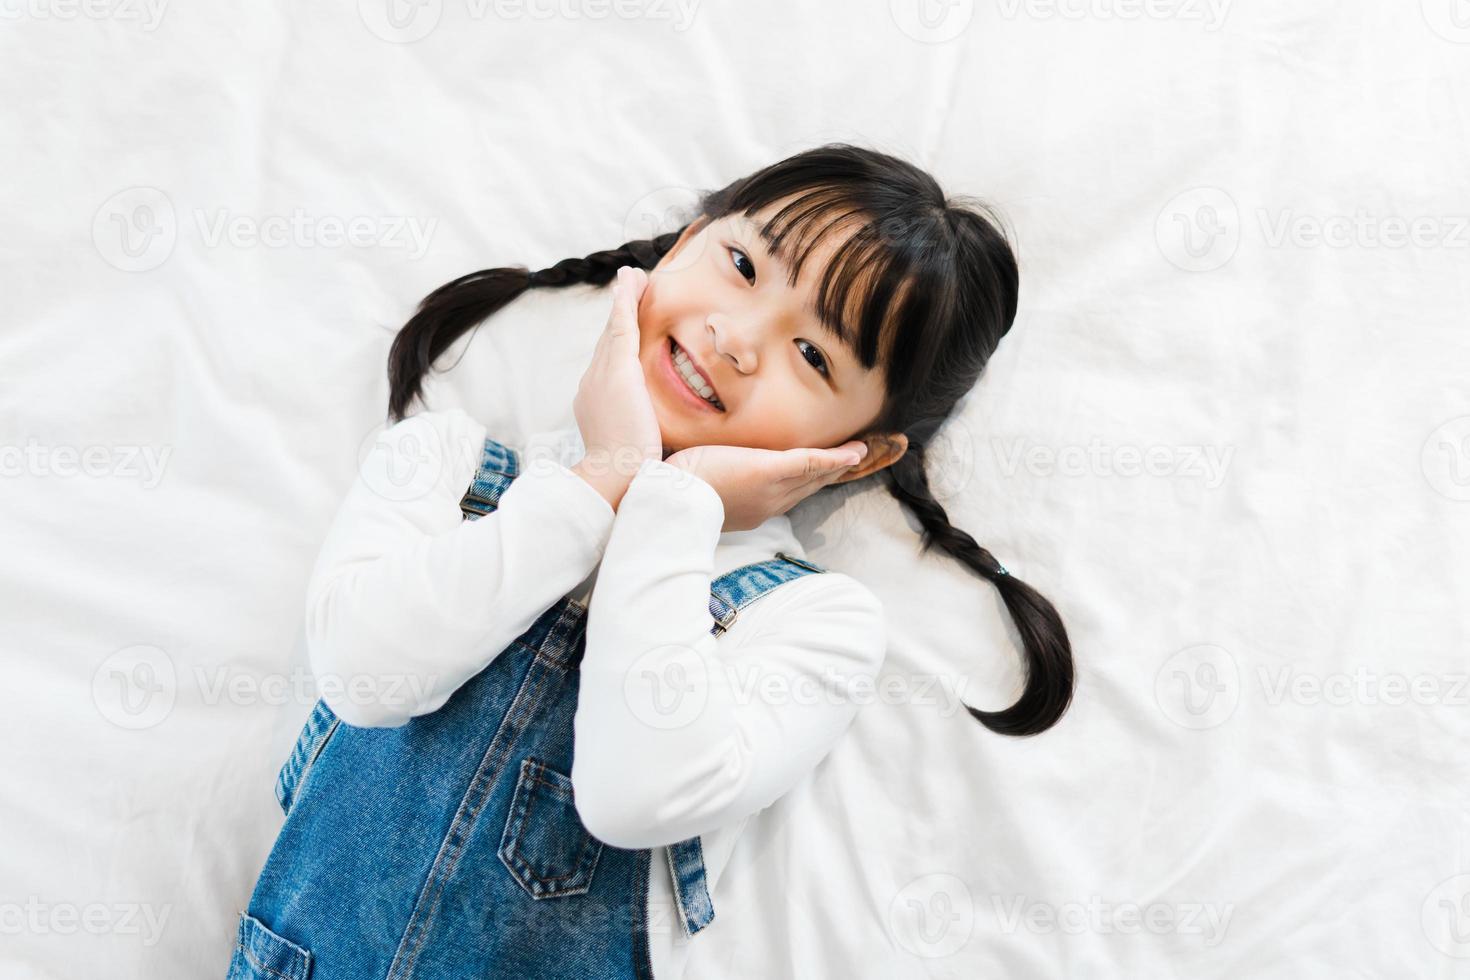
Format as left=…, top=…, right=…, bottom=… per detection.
left=605, top=267, right=641, bottom=339
left=777, top=446, right=864, bottom=486
left=590, top=271, right=632, bottom=362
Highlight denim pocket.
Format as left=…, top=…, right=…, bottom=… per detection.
left=274, top=699, right=341, bottom=816
left=497, top=757, right=604, bottom=899
left=226, top=911, right=312, bottom=980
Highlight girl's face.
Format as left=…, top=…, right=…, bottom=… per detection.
left=637, top=202, right=898, bottom=470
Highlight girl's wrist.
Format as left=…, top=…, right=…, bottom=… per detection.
left=571, top=458, right=632, bottom=511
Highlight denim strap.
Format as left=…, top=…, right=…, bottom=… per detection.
left=460, top=435, right=829, bottom=939
left=458, top=436, right=520, bottom=520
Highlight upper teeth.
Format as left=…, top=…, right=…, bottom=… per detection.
left=673, top=344, right=722, bottom=408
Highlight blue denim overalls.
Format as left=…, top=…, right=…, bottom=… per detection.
left=227, top=434, right=827, bottom=980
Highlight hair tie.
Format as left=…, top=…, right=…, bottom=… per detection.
left=994, top=562, right=1009, bottom=577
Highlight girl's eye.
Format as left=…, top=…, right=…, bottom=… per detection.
left=796, top=339, right=830, bottom=378
left=728, top=246, right=756, bottom=284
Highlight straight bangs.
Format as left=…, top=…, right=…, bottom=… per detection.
left=705, top=181, right=958, bottom=431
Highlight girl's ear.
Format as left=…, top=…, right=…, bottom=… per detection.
left=833, top=433, right=908, bottom=484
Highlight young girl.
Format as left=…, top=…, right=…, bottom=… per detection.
left=227, top=143, right=1074, bottom=980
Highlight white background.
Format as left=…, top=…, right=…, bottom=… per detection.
left=2, top=1, right=1468, bottom=977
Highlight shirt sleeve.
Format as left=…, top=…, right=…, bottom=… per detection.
left=570, top=457, right=888, bottom=849
left=303, top=408, right=615, bottom=728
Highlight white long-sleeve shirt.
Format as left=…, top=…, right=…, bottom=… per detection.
left=302, top=408, right=887, bottom=979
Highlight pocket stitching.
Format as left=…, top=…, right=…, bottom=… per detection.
left=499, top=757, right=604, bottom=898
left=512, top=767, right=602, bottom=886
left=236, top=941, right=298, bottom=980
left=232, top=911, right=311, bottom=980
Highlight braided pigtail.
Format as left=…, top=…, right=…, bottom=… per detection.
left=883, top=449, right=1074, bottom=737
left=387, top=232, right=681, bottom=421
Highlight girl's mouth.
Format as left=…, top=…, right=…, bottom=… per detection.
left=664, top=337, right=726, bottom=412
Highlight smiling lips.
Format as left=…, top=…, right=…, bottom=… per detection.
left=670, top=338, right=725, bottom=411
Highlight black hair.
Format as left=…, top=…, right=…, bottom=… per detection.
left=386, top=142, right=1074, bottom=736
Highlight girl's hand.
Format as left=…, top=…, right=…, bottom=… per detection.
left=571, top=266, right=662, bottom=510
left=663, top=442, right=869, bottom=532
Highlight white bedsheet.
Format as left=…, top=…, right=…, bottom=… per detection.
left=3, top=2, right=1468, bottom=977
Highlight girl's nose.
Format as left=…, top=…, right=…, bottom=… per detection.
left=707, top=316, right=759, bottom=374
